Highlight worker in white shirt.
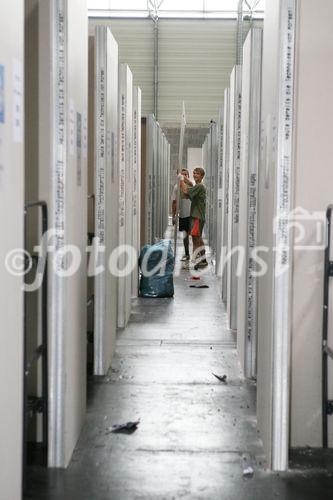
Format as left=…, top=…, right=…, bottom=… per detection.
left=171, top=168, right=193, bottom=261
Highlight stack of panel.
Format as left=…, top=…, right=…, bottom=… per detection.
left=221, top=88, right=230, bottom=303
left=202, top=122, right=219, bottom=259
left=25, top=0, right=88, bottom=468
left=215, top=108, right=224, bottom=278
left=117, top=63, right=133, bottom=329
left=132, top=86, right=142, bottom=298
left=89, top=26, right=119, bottom=374
left=141, top=115, right=171, bottom=246
left=226, top=66, right=242, bottom=332
left=237, top=27, right=262, bottom=380
left=257, top=0, right=333, bottom=470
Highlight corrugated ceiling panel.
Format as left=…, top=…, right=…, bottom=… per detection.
left=89, top=18, right=263, bottom=126
left=158, top=20, right=237, bottom=126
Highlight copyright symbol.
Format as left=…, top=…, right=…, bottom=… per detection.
left=5, top=249, right=32, bottom=276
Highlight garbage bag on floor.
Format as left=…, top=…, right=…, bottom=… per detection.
left=139, top=240, right=174, bottom=298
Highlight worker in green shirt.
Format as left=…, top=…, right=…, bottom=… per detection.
left=178, top=167, right=208, bottom=270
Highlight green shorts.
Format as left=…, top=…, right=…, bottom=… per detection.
left=190, top=217, right=205, bottom=237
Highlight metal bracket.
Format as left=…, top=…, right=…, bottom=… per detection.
left=28, top=396, right=45, bottom=416
left=329, top=261, right=333, bottom=277
left=326, top=401, right=333, bottom=415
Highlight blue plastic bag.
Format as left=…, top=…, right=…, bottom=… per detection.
left=139, top=273, right=174, bottom=298
left=139, top=240, right=174, bottom=298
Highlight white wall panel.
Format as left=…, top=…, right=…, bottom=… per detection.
left=237, top=28, right=262, bottom=379
left=37, top=0, right=88, bottom=467
left=290, top=0, right=333, bottom=449
left=141, top=115, right=170, bottom=246
left=93, top=26, right=118, bottom=375
left=257, top=0, right=296, bottom=471
left=143, top=115, right=155, bottom=245
left=226, top=66, right=242, bottom=331
left=0, top=1, right=24, bottom=498
left=215, top=109, right=224, bottom=276
left=132, top=86, right=142, bottom=297
left=221, top=88, right=230, bottom=303
left=117, top=64, right=133, bottom=328
left=64, top=0, right=88, bottom=464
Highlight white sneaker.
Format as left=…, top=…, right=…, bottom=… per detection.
left=180, top=255, right=190, bottom=262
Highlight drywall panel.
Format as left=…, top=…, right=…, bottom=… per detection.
left=141, top=115, right=170, bottom=245
left=290, top=0, right=333, bottom=448
left=155, top=127, right=162, bottom=239
left=87, top=36, right=95, bottom=369
left=202, top=137, right=209, bottom=238
left=25, top=0, right=43, bottom=449
left=140, top=117, right=147, bottom=246
left=204, top=131, right=214, bottom=244
left=226, top=66, right=242, bottom=331
left=93, top=26, right=118, bottom=375
left=211, top=122, right=218, bottom=256
left=132, top=86, right=141, bottom=297
left=257, top=0, right=296, bottom=470
left=0, top=1, right=24, bottom=498
left=161, top=134, right=166, bottom=236
left=145, top=115, right=155, bottom=245
left=216, top=109, right=224, bottom=277
left=221, top=88, right=230, bottom=302
left=205, top=129, right=212, bottom=248
left=237, top=28, right=262, bottom=379
left=167, top=143, right=171, bottom=222
left=162, top=134, right=169, bottom=238
left=117, top=64, right=133, bottom=328
left=64, top=0, right=88, bottom=464
left=37, top=0, right=88, bottom=467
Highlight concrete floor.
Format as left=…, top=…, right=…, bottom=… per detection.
left=25, top=256, right=333, bottom=499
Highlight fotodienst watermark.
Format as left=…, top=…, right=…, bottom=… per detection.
left=4, top=207, right=328, bottom=291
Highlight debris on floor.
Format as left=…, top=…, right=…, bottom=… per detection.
left=243, top=466, right=254, bottom=478
left=189, top=284, right=209, bottom=288
left=212, top=373, right=227, bottom=383
left=107, top=420, right=140, bottom=435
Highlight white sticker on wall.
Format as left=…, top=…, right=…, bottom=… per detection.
left=0, top=65, right=4, bottom=124
left=83, top=112, right=87, bottom=159
left=13, top=59, right=23, bottom=143
left=76, top=112, right=82, bottom=186
left=69, top=99, right=76, bottom=156
left=0, top=126, right=4, bottom=190
left=0, top=65, right=4, bottom=189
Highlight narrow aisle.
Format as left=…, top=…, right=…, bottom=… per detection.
left=27, top=259, right=267, bottom=500
left=25, top=254, right=333, bottom=500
